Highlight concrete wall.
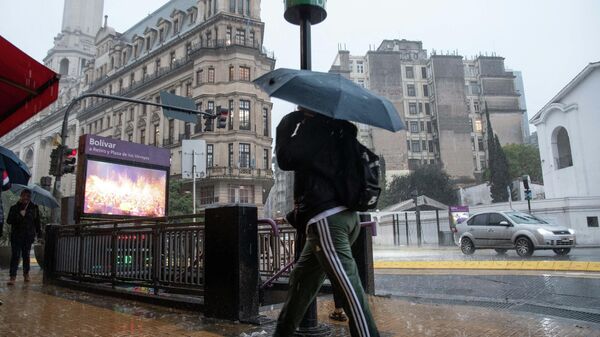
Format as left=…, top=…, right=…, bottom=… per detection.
left=430, top=55, right=474, bottom=180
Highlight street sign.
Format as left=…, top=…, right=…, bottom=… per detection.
left=160, top=91, right=198, bottom=123
left=182, top=139, right=206, bottom=179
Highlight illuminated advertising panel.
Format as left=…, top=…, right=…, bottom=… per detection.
left=76, top=134, right=171, bottom=220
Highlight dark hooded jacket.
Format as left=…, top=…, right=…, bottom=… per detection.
left=276, top=111, right=357, bottom=229
left=7, top=201, right=41, bottom=243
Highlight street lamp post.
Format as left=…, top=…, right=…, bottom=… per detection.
left=283, top=1, right=328, bottom=335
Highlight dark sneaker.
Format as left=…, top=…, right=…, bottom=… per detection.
left=7, top=277, right=16, bottom=286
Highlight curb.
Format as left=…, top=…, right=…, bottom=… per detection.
left=373, top=260, right=600, bottom=272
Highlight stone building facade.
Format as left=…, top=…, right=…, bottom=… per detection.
left=330, top=39, right=525, bottom=183
left=0, top=0, right=276, bottom=212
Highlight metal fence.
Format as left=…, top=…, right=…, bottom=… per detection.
left=52, top=214, right=206, bottom=295
left=258, top=221, right=297, bottom=287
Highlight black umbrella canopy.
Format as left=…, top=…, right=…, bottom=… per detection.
left=0, top=146, right=31, bottom=185
left=254, top=68, right=405, bottom=132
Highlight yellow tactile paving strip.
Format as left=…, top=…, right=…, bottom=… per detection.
left=374, top=260, right=600, bottom=272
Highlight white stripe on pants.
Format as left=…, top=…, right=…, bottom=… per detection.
left=316, top=219, right=370, bottom=337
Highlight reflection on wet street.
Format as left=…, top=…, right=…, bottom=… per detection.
left=2, top=269, right=600, bottom=336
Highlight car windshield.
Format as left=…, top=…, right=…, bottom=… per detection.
left=506, top=212, right=552, bottom=225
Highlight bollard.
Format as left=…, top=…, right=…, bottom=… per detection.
left=43, top=224, right=59, bottom=284
left=204, top=205, right=259, bottom=323
left=355, top=214, right=375, bottom=295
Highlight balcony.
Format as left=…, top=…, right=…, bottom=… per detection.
left=205, top=167, right=273, bottom=180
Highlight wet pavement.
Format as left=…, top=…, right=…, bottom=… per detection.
left=2, top=268, right=600, bottom=336
left=373, top=247, right=600, bottom=262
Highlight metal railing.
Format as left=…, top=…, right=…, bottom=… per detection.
left=52, top=213, right=206, bottom=295
left=258, top=220, right=297, bottom=287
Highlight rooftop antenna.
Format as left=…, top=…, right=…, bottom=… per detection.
left=104, top=15, right=108, bottom=28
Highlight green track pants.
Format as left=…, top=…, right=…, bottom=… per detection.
left=274, top=210, right=380, bottom=337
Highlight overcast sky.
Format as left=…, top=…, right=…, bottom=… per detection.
left=1, top=0, right=599, bottom=135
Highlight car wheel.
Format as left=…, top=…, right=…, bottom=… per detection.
left=553, top=248, right=571, bottom=256
left=515, top=237, right=534, bottom=257
left=494, top=248, right=508, bottom=255
left=460, top=237, right=475, bottom=255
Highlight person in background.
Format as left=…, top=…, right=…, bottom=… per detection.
left=6, top=189, right=41, bottom=285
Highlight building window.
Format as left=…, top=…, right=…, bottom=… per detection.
left=478, top=137, right=485, bottom=151
left=186, top=42, right=192, bottom=56
left=239, top=100, right=251, bottom=130
left=239, top=66, right=250, bottom=81
left=228, top=143, right=234, bottom=167
left=146, top=37, right=152, bottom=50
left=410, top=121, right=419, bottom=133
left=475, top=120, right=483, bottom=133
left=405, top=66, right=414, bottom=79
left=205, top=101, right=214, bottom=131
left=237, top=0, right=243, bottom=14
left=426, top=121, right=432, bottom=133
left=423, top=84, right=429, bottom=97
left=249, top=31, right=255, bottom=47
left=107, top=116, right=111, bottom=127
left=229, top=185, right=254, bottom=204
left=422, top=140, right=427, bottom=152
left=421, top=66, right=427, bottom=79
left=473, top=101, right=480, bottom=113
left=246, top=0, right=250, bottom=15
left=407, top=84, right=416, bottom=97
left=263, top=149, right=269, bottom=170
left=470, top=81, right=481, bottom=95
left=236, top=29, right=246, bottom=45
left=229, top=65, right=235, bottom=81
left=425, top=103, right=431, bottom=115
left=186, top=81, right=192, bottom=97
left=200, top=185, right=215, bottom=205
left=588, top=216, right=599, bottom=228
left=357, top=79, right=365, bottom=88
left=168, top=119, right=175, bottom=144
left=239, top=143, right=250, bottom=168
left=153, top=124, right=160, bottom=146
left=159, top=28, right=165, bottom=42
left=428, top=140, right=434, bottom=153
left=420, top=121, right=425, bottom=132
left=262, top=108, right=269, bottom=136
left=206, top=144, right=214, bottom=168
left=408, top=103, right=417, bottom=115
left=356, top=61, right=364, bottom=74
left=174, top=18, right=180, bottom=34
left=471, top=137, right=476, bottom=151
left=128, top=133, right=133, bottom=142
left=142, top=66, right=148, bottom=78
left=230, top=0, right=236, bottom=12
left=552, top=127, right=573, bottom=169
left=140, top=128, right=146, bottom=145
left=226, top=26, right=232, bottom=44
left=155, top=58, right=161, bottom=72
left=170, top=51, right=176, bottom=66
left=411, top=140, right=421, bottom=152
left=208, top=68, right=215, bottom=83
left=228, top=100, right=234, bottom=130
left=196, top=69, right=203, bottom=84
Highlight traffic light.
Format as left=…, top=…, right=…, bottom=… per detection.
left=216, top=106, right=229, bottom=129
left=62, top=146, right=77, bottom=174
left=49, top=147, right=61, bottom=176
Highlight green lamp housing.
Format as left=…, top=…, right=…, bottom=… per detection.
left=284, top=0, right=327, bottom=25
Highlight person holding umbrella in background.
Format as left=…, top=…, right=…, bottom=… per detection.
left=6, top=189, right=41, bottom=285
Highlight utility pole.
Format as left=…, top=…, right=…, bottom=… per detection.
left=192, top=150, right=197, bottom=215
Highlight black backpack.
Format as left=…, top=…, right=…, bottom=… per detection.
left=336, top=136, right=382, bottom=212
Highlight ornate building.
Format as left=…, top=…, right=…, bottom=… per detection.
left=0, top=0, right=275, bottom=212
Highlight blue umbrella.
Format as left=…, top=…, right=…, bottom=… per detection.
left=0, top=145, right=31, bottom=185
left=10, top=184, right=59, bottom=209
left=254, top=68, right=405, bottom=132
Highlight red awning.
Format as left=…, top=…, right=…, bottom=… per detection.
left=0, top=36, right=60, bottom=138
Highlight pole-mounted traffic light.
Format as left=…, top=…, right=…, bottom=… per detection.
left=49, top=147, right=61, bottom=176
left=62, top=146, right=77, bottom=174
left=216, top=106, right=229, bottom=129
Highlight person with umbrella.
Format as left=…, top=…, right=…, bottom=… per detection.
left=6, top=189, right=41, bottom=285
left=255, top=68, right=404, bottom=337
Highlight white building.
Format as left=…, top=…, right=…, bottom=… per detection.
left=530, top=61, right=600, bottom=199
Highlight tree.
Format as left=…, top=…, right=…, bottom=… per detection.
left=380, top=165, right=458, bottom=208
left=485, top=104, right=511, bottom=202
left=503, top=143, right=543, bottom=183
left=168, top=178, right=193, bottom=216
